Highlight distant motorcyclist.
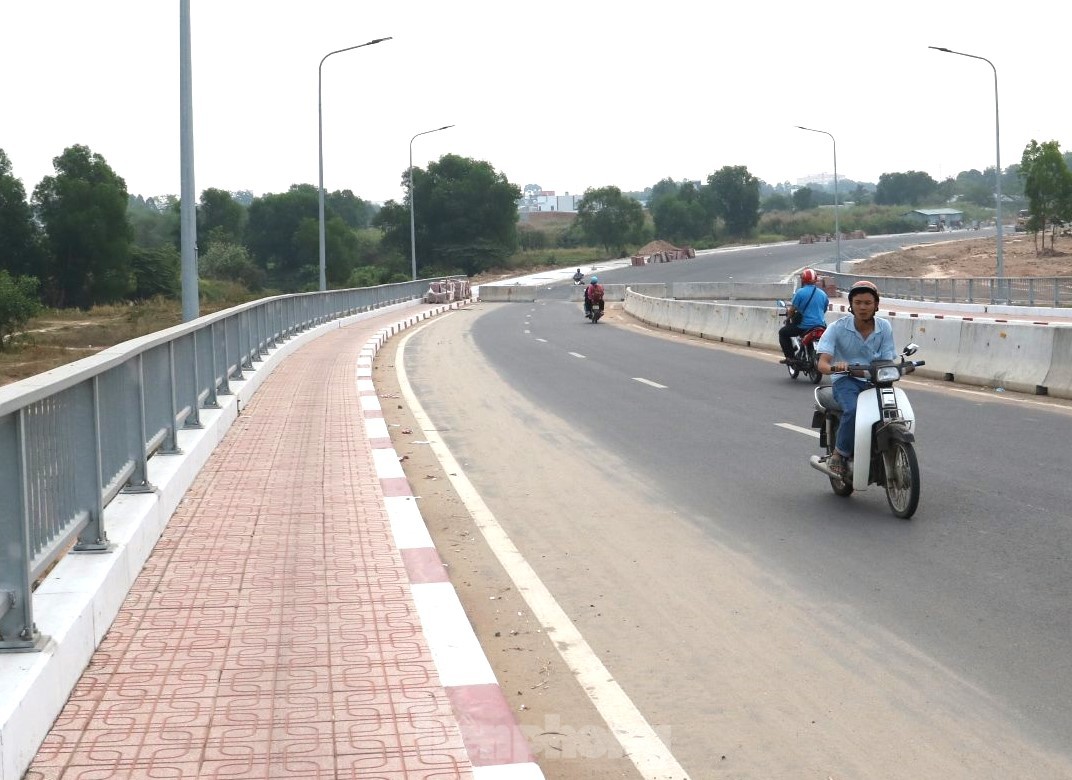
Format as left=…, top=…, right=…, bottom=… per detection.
left=779, top=268, right=829, bottom=364
left=584, top=276, right=605, bottom=319
left=816, top=280, right=896, bottom=477
left=572, top=268, right=584, bottom=284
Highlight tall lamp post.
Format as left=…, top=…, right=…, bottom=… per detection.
left=318, top=37, right=391, bottom=292
left=796, top=125, right=841, bottom=274
left=179, top=0, right=198, bottom=321
left=409, top=124, right=455, bottom=281
left=929, top=46, right=1004, bottom=280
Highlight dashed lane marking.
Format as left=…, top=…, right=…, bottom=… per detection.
left=568, top=352, right=586, bottom=359
left=777, top=422, right=820, bottom=438
left=633, top=377, right=668, bottom=389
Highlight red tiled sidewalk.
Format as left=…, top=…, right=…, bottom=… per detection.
left=26, top=311, right=473, bottom=780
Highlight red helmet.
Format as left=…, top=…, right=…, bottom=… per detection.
left=800, top=268, right=818, bottom=285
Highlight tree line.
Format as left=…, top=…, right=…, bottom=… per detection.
left=3, top=140, right=1070, bottom=348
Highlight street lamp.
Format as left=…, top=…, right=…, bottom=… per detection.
left=318, top=37, right=391, bottom=292
left=796, top=125, right=841, bottom=274
left=929, top=46, right=1004, bottom=279
left=409, top=124, right=455, bottom=281
left=179, top=0, right=198, bottom=322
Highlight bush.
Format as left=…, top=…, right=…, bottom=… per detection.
left=199, top=242, right=266, bottom=291
left=0, top=272, right=43, bottom=351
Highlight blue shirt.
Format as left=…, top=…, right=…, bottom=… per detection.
left=791, top=284, right=829, bottom=329
left=816, top=315, right=896, bottom=385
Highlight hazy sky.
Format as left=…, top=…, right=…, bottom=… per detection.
left=4, top=1, right=1068, bottom=205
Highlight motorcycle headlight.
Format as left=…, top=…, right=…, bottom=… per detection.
left=875, top=365, right=902, bottom=383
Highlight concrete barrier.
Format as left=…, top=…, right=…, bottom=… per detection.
left=478, top=285, right=540, bottom=302
left=670, top=282, right=795, bottom=301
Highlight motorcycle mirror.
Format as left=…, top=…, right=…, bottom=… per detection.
left=902, top=343, right=919, bottom=356
left=776, top=299, right=786, bottom=307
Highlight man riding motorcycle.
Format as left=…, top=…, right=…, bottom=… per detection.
left=779, top=268, right=829, bottom=364
left=572, top=268, right=585, bottom=284
left=815, top=281, right=895, bottom=477
left=584, top=276, right=605, bottom=319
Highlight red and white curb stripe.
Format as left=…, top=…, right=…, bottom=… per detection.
left=357, top=302, right=544, bottom=780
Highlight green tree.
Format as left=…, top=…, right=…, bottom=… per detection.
left=704, top=165, right=760, bottom=238
left=575, top=186, right=645, bottom=254
left=0, top=271, right=42, bottom=350
left=792, top=186, right=815, bottom=211
left=245, top=184, right=319, bottom=285
left=326, top=189, right=373, bottom=229
left=0, top=149, right=45, bottom=278
left=953, top=169, right=994, bottom=207
left=33, top=145, right=133, bottom=307
left=849, top=184, right=872, bottom=206
left=199, top=188, right=246, bottom=249
left=375, top=154, right=521, bottom=276
left=874, top=171, right=938, bottom=207
left=651, top=181, right=709, bottom=243
left=130, top=245, right=180, bottom=299
left=1019, top=140, right=1072, bottom=252
left=128, top=194, right=180, bottom=250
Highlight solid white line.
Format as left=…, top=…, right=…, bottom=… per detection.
left=633, top=377, right=667, bottom=389
left=568, top=352, right=586, bottom=359
left=395, top=327, right=689, bottom=780
left=777, top=422, right=819, bottom=438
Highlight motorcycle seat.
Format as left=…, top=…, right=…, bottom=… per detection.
left=815, top=385, right=841, bottom=412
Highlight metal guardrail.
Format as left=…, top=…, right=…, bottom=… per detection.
left=0, top=279, right=439, bottom=651
left=824, top=270, right=1072, bottom=307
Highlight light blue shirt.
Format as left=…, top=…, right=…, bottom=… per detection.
left=816, top=315, right=896, bottom=384
left=791, top=284, right=829, bottom=329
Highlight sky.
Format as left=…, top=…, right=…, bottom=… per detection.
left=4, top=1, right=1069, bottom=206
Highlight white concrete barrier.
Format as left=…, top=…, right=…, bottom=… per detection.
left=671, top=282, right=794, bottom=300
left=479, top=285, right=540, bottom=302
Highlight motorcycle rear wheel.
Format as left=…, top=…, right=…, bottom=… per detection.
left=883, top=440, right=920, bottom=519
left=806, top=346, right=822, bottom=384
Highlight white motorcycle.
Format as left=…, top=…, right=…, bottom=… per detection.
left=809, top=344, right=925, bottom=518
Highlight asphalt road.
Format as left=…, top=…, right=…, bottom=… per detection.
left=402, top=295, right=1072, bottom=776
left=529, top=228, right=999, bottom=300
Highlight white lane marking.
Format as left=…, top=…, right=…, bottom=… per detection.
left=568, top=351, right=586, bottom=359
left=535, top=338, right=548, bottom=343
left=395, top=327, right=688, bottom=780
left=633, top=377, right=668, bottom=389
left=524, top=329, right=531, bottom=334
left=777, top=422, right=819, bottom=438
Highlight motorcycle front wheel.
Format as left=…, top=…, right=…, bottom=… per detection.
left=883, top=440, right=920, bottom=519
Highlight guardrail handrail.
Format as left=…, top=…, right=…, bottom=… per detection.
left=822, top=270, right=1072, bottom=307
left=0, top=278, right=449, bottom=651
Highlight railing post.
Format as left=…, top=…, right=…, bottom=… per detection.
left=0, top=410, right=47, bottom=651
left=124, top=354, right=154, bottom=492
left=73, top=378, right=110, bottom=553
left=159, top=342, right=183, bottom=454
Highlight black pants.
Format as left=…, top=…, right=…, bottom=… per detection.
left=779, top=322, right=808, bottom=358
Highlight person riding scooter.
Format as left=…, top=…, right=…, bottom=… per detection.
left=779, top=268, right=829, bottom=364
left=815, top=281, right=895, bottom=477
left=584, top=276, right=605, bottom=319
left=572, top=268, right=585, bottom=284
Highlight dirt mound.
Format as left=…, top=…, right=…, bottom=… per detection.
left=636, top=239, right=681, bottom=256
left=852, top=235, right=1072, bottom=278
